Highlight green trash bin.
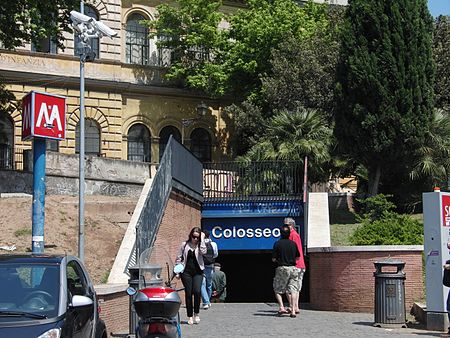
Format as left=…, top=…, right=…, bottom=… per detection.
left=373, top=260, right=407, bottom=328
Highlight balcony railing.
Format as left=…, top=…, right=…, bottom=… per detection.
left=203, top=161, right=303, bottom=201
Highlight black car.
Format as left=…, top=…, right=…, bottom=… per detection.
left=0, top=253, right=107, bottom=338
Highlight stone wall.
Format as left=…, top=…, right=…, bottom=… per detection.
left=0, top=151, right=151, bottom=196
left=308, top=246, right=424, bottom=313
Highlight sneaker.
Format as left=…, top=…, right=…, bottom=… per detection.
left=203, top=303, right=210, bottom=310
left=187, top=317, right=194, bottom=325
left=194, top=314, right=200, bottom=324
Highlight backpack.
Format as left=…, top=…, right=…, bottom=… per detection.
left=203, top=241, right=216, bottom=265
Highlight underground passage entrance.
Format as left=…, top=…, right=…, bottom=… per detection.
left=216, top=250, right=310, bottom=303
left=201, top=161, right=306, bottom=303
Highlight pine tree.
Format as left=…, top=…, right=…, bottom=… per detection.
left=334, top=0, right=434, bottom=196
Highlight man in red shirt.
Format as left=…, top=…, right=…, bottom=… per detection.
left=284, top=217, right=306, bottom=315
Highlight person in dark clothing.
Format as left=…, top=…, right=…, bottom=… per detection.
left=175, top=227, right=207, bottom=325
left=272, top=225, right=300, bottom=318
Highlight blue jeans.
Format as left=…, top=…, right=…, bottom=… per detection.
left=201, top=265, right=214, bottom=305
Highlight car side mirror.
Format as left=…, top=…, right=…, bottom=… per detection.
left=70, top=295, right=93, bottom=308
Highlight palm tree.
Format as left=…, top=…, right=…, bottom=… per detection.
left=410, top=109, right=450, bottom=187
left=240, top=106, right=333, bottom=184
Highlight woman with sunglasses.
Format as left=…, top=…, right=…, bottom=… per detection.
left=175, top=227, right=207, bottom=325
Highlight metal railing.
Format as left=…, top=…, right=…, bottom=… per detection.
left=134, top=136, right=203, bottom=262
left=0, top=145, right=26, bottom=171
left=203, top=161, right=303, bottom=201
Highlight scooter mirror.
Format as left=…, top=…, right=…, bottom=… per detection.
left=126, top=287, right=137, bottom=296
left=173, top=264, right=184, bottom=274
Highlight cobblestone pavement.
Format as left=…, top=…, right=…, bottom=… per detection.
left=180, top=303, right=446, bottom=338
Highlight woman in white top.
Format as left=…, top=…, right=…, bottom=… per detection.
left=176, top=227, right=207, bottom=325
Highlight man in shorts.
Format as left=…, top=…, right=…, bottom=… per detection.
left=272, top=224, right=300, bottom=318
left=284, top=217, right=306, bottom=315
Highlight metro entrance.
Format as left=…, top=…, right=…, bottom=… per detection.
left=217, top=251, right=310, bottom=303
left=202, top=200, right=307, bottom=303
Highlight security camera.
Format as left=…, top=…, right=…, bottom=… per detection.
left=70, top=11, right=94, bottom=25
left=70, top=10, right=117, bottom=39
left=93, top=21, right=118, bottom=38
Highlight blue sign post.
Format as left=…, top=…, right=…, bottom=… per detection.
left=31, top=138, right=46, bottom=253
left=22, top=90, right=66, bottom=254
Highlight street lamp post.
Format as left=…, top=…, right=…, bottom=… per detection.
left=181, top=102, right=209, bottom=145
left=70, top=7, right=117, bottom=262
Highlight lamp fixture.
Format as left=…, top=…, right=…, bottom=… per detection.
left=196, top=101, right=209, bottom=117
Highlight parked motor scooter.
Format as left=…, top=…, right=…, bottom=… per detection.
left=127, top=248, right=184, bottom=338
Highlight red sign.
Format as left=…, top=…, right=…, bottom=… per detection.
left=442, top=195, right=450, bottom=227
left=22, top=91, right=66, bottom=141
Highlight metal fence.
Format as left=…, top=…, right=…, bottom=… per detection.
left=0, top=145, right=25, bottom=171
left=134, top=136, right=203, bottom=262
left=203, top=161, right=303, bottom=201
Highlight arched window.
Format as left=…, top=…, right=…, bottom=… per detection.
left=190, top=128, right=211, bottom=162
left=0, top=113, right=14, bottom=169
left=126, top=13, right=149, bottom=65
left=159, top=126, right=181, bottom=161
left=75, top=118, right=100, bottom=156
left=128, top=124, right=151, bottom=162
left=74, top=5, right=100, bottom=59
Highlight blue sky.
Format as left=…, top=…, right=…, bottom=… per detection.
left=428, top=0, right=450, bottom=17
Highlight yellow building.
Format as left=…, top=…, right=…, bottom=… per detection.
left=0, top=0, right=245, bottom=169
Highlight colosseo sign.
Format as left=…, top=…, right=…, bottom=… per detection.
left=202, top=200, right=303, bottom=250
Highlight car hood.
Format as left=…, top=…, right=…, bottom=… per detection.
left=0, top=317, right=61, bottom=336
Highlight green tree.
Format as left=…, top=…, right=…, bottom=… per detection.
left=227, top=7, right=343, bottom=156
left=334, top=0, right=434, bottom=196
left=149, top=0, right=331, bottom=99
left=239, top=106, right=333, bottom=184
left=146, top=0, right=225, bottom=95
left=261, top=8, right=344, bottom=114
left=0, top=0, right=79, bottom=113
left=433, top=15, right=450, bottom=111
left=410, top=109, right=450, bottom=187
left=0, top=1, right=78, bottom=50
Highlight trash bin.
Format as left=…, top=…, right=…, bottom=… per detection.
left=373, top=259, right=407, bottom=328
left=128, top=266, right=140, bottom=335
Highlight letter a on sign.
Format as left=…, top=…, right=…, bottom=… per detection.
left=22, top=91, right=66, bottom=141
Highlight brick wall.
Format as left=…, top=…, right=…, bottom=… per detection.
left=95, top=284, right=130, bottom=336
left=149, top=190, right=202, bottom=299
left=308, top=246, right=424, bottom=313
left=96, top=189, right=201, bottom=336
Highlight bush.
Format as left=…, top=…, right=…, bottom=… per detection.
left=350, top=194, right=423, bottom=245
left=350, top=212, right=423, bottom=245
left=355, top=194, right=396, bottom=222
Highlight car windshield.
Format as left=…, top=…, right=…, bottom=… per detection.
left=0, top=263, right=60, bottom=320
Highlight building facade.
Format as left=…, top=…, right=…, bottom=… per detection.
left=0, top=0, right=247, bottom=170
